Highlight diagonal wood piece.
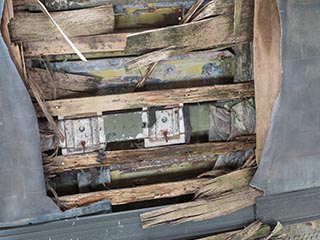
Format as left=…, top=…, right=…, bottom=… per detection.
left=125, top=1, right=253, bottom=54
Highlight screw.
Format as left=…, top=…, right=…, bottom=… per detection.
left=79, top=126, right=85, bottom=132
left=161, top=116, right=168, bottom=123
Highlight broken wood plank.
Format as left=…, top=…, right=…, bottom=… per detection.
left=59, top=179, right=206, bottom=208
left=124, top=46, right=188, bottom=71
left=140, top=187, right=261, bottom=228
left=192, top=0, right=234, bottom=22
left=37, top=82, right=254, bottom=117
left=23, top=33, right=127, bottom=58
left=195, top=168, right=256, bottom=199
left=125, top=0, right=253, bottom=53
left=234, top=0, right=244, bottom=39
left=254, top=0, right=281, bottom=162
left=1, top=0, right=24, bottom=76
left=27, top=68, right=108, bottom=100
left=44, top=136, right=255, bottom=174
left=9, top=5, right=114, bottom=42
left=197, top=221, right=270, bottom=240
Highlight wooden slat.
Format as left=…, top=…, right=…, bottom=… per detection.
left=37, top=82, right=254, bottom=117
left=141, top=187, right=261, bottom=228
left=125, top=0, right=253, bottom=53
left=192, top=0, right=234, bottom=22
left=23, top=33, right=127, bottom=58
left=59, top=179, right=205, bottom=208
left=140, top=168, right=258, bottom=228
left=194, top=168, right=256, bottom=199
left=254, top=0, right=281, bottom=162
left=44, top=135, right=255, bottom=174
left=1, top=0, right=24, bottom=75
left=9, top=5, right=114, bottom=42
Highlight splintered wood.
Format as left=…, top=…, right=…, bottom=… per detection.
left=9, top=5, right=114, bottom=42
left=125, top=0, right=253, bottom=53
left=23, top=33, right=127, bottom=58
left=197, top=221, right=270, bottom=240
left=37, top=82, right=254, bottom=117
left=44, top=136, right=256, bottom=174
left=59, top=179, right=204, bottom=208
left=140, top=168, right=261, bottom=228
left=141, top=187, right=261, bottom=228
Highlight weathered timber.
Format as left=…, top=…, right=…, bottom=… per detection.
left=132, top=0, right=204, bottom=89
left=125, top=0, right=253, bottom=53
left=37, top=82, right=254, bottom=117
left=192, top=0, right=234, bottom=22
left=140, top=187, right=261, bottom=228
left=59, top=179, right=206, bottom=208
left=9, top=5, right=114, bottom=42
left=195, top=168, right=256, bottom=199
left=125, top=46, right=188, bottom=70
left=254, top=0, right=281, bottom=162
left=234, top=43, right=253, bottom=82
left=1, top=0, right=24, bottom=75
left=44, top=136, right=255, bottom=174
left=27, top=68, right=108, bottom=100
left=23, top=33, right=127, bottom=58
left=197, top=221, right=270, bottom=240
left=234, top=0, right=244, bottom=39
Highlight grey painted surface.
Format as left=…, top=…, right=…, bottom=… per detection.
left=0, top=0, right=60, bottom=224
left=251, top=0, right=320, bottom=195
left=0, top=206, right=254, bottom=240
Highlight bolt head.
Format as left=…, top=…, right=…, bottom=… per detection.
left=161, top=116, right=168, bottom=123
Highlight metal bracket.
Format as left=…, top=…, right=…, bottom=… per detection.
left=58, top=113, right=106, bottom=155
left=142, top=104, right=186, bottom=148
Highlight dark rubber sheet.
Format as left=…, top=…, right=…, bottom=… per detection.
left=0, top=0, right=59, bottom=224
left=251, top=0, right=320, bottom=195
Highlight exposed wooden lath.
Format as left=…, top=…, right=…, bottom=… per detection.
left=44, top=135, right=255, bottom=174
left=36, top=82, right=254, bottom=117
left=9, top=5, right=115, bottom=42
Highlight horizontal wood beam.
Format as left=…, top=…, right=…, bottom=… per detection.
left=44, top=135, right=255, bottom=174
left=59, top=179, right=206, bottom=208
left=9, top=5, right=114, bottom=42
left=23, top=33, right=127, bottom=58
left=38, top=82, right=254, bottom=117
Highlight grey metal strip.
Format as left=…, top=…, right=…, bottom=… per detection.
left=0, top=207, right=254, bottom=240
left=256, top=187, right=320, bottom=225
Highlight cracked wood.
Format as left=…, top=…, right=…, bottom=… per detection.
left=37, top=82, right=255, bottom=117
